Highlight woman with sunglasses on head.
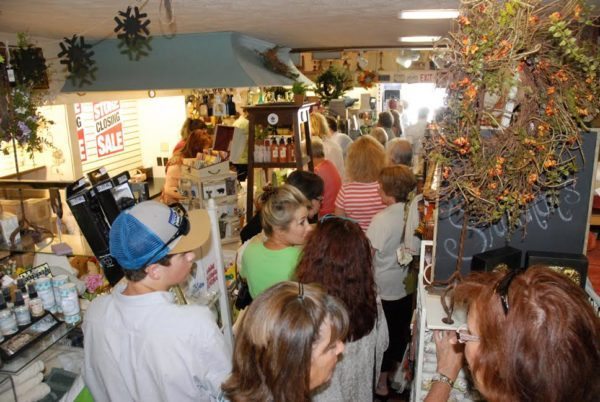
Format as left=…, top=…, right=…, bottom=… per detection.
left=222, top=281, right=348, bottom=402
left=295, top=216, right=389, bottom=402
left=425, top=266, right=600, bottom=402
left=240, top=185, right=312, bottom=299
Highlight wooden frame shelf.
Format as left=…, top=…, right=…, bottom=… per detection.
left=245, top=103, right=315, bottom=221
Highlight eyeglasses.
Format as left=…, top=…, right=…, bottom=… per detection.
left=140, top=203, right=190, bottom=268
left=495, top=268, right=524, bottom=315
left=456, top=324, right=480, bottom=343
left=319, top=214, right=358, bottom=224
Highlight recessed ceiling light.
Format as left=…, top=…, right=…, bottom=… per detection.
left=398, top=36, right=442, bottom=43
left=398, top=9, right=459, bottom=19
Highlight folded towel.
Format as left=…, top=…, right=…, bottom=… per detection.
left=18, top=383, right=51, bottom=402
left=13, top=360, right=44, bottom=385
left=0, top=372, right=43, bottom=402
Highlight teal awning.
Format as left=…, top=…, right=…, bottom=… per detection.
left=61, top=32, right=312, bottom=92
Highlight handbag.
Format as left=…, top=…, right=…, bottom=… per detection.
left=234, top=279, right=253, bottom=310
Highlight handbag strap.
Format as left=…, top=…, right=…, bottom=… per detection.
left=400, top=190, right=415, bottom=247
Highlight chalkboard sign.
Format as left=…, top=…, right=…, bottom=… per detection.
left=434, top=131, right=599, bottom=280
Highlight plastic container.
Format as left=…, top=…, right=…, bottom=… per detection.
left=34, top=277, right=56, bottom=313
left=51, top=275, right=69, bottom=315
left=59, top=283, right=81, bottom=325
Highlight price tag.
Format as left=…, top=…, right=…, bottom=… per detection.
left=267, top=113, right=279, bottom=125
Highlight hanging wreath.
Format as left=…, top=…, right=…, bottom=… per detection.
left=425, top=0, right=600, bottom=234
left=10, top=33, right=48, bottom=88
left=114, top=6, right=152, bottom=60
left=58, top=35, right=97, bottom=87
left=357, top=69, right=378, bottom=89
left=314, top=65, right=354, bottom=105
left=258, top=46, right=299, bottom=80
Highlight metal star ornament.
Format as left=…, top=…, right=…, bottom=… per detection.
left=114, top=6, right=151, bottom=45
left=57, top=35, right=97, bottom=87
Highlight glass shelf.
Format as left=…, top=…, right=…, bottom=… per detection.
left=0, top=322, right=77, bottom=375
left=0, top=234, right=93, bottom=257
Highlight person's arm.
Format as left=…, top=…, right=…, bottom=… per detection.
left=424, top=330, right=464, bottom=402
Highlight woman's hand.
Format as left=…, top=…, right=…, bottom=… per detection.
left=433, top=330, right=464, bottom=381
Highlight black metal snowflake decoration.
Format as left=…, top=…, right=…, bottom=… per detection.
left=57, top=35, right=97, bottom=87
left=114, top=6, right=151, bottom=45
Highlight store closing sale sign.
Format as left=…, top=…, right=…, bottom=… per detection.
left=93, top=101, right=124, bottom=157
left=74, top=103, right=88, bottom=161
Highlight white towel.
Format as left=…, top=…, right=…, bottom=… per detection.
left=17, top=383, right=51, bottom=402
left=12, top=360, right=44, bottom=385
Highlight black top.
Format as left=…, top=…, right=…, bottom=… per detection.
left=240, top=211, right=262, bottom=243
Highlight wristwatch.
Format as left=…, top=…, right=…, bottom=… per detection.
left=431, top=372, right=455, bottom=388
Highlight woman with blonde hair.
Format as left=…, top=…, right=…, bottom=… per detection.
left=240, top=185, right=312, bottom=298
left=369, top=127, right=388, bottom=147
left=222, top=281, right=349, bottom=402
left=310, top=112, right=345, bottom=179
left=335, top=135, right=386, bottom=231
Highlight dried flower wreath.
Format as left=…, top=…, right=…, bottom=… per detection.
left=426, top=0, right=600, bottom=234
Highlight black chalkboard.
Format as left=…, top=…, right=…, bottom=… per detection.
left=434, top=131, right=599, bottom=280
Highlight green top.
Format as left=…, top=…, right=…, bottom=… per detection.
left=241, top=241, right=301, bottom=298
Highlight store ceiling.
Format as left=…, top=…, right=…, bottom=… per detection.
left=1, top=0, right=461, bottom=50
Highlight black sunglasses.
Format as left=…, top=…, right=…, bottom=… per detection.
left=140, top=203, right=190, bottom=268
left=495, top=268, right=525, bottom=315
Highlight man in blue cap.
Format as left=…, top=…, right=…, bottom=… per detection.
left=83, top=201, right=231, bottom=401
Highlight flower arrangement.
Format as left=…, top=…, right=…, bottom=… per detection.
left=314, top=65, right=354, bottom=105
left=426, top=0, right=600, bottom=234
left=0, top=84, right=53, bottom=159
left=357, top=69, right=378, bottom=89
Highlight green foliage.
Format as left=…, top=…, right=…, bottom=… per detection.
left=313, top=65, right=354, bottom=105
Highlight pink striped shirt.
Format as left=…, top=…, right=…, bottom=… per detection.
left=335, top=181, right=386, bottom=231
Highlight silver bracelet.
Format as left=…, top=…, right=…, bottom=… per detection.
left=431, top=372, right=455, bottom=388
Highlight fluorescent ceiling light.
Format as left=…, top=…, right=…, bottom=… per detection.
left=399, top=9, right=459, bottom=19
left=399, top=36, right=442, bottom=43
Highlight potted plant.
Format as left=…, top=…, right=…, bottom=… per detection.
left=291, top=81, right=308, bottom=105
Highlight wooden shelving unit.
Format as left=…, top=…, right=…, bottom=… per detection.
left=245, top=103, right=315, bottom=221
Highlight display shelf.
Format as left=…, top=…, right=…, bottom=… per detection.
left=0, top=322, right=77, bottom=375
left=0, top=234, right=93, bottom=257
left=245, top=103, right=315, bottom=221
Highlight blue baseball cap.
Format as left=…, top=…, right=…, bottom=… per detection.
left=109, top=201, right=210, bottom=269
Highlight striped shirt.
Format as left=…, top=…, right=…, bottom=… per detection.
left=335, top=181, right=386, bottom=231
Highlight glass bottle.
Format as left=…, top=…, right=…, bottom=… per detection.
left=14, top=290, right=31, bottom=327
left=28, top=283, right=44, bottom=318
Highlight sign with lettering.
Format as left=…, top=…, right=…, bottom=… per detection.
left=93, top=101, right=124, bottom=157
left=74, top=103, right=87, bottom=161
left=433, top=132, right=598, bottom=280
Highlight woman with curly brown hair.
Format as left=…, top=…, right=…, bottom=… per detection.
left=222, top=281, right=349, bottom=402
left=426, top=266, right=600, bottom=402
left=295, top=216, right=389, bottom=402
left=334, top=135, right=387, bottom=231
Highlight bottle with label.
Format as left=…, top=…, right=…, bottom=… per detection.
left=2, top=287, right=13, bottom=311
left=287, top=137, right=296, bottom=162
left=263, top=139, right=271, bottom=162
left=14, top=290, right=31, bottom=327
left=27, top=283, right=44, bottom=318
left=17, top=278, right=29, bottom=307
left=0, top=293, right=18, bottom=336
left=270, top=137, right=279, bottom=163
left=278, top=137, right=287, bottom=162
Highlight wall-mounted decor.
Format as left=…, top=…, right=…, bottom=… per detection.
left=58, top=35, right=97, bottom=87
left=114, top=6, right=152, bottom=61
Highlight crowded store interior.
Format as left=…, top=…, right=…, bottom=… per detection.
left=0, top=0, right=599, bottom=401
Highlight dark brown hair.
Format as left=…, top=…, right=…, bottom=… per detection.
left=295, top=217, right=377, bottom=341
left=222, top=281, right=349, bottom=402
left=180, top=129, right=212, bottom=158
left=123, top=254, right=172, bottom=282
left=379, top=165, right=417, bottom=203
left=454, top=266, right=600, bottom=402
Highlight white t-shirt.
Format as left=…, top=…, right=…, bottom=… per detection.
left=83, top=283, right=232, bottom=402
left=367, top=197, right=421, bottom=300
left=323, top=138, right=345, bottom=180
left=404, top=119, right=428, bottom=155
left=331, top=132, right=353, bottom=159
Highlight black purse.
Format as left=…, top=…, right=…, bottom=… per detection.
left=235, top=280, right=253, bottom=310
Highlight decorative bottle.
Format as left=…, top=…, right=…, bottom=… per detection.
left=279, top=137, right=288, bottom=162
left=14, top=290, right=31, bottom=327
left=27, top=284, right=44, bottom=318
